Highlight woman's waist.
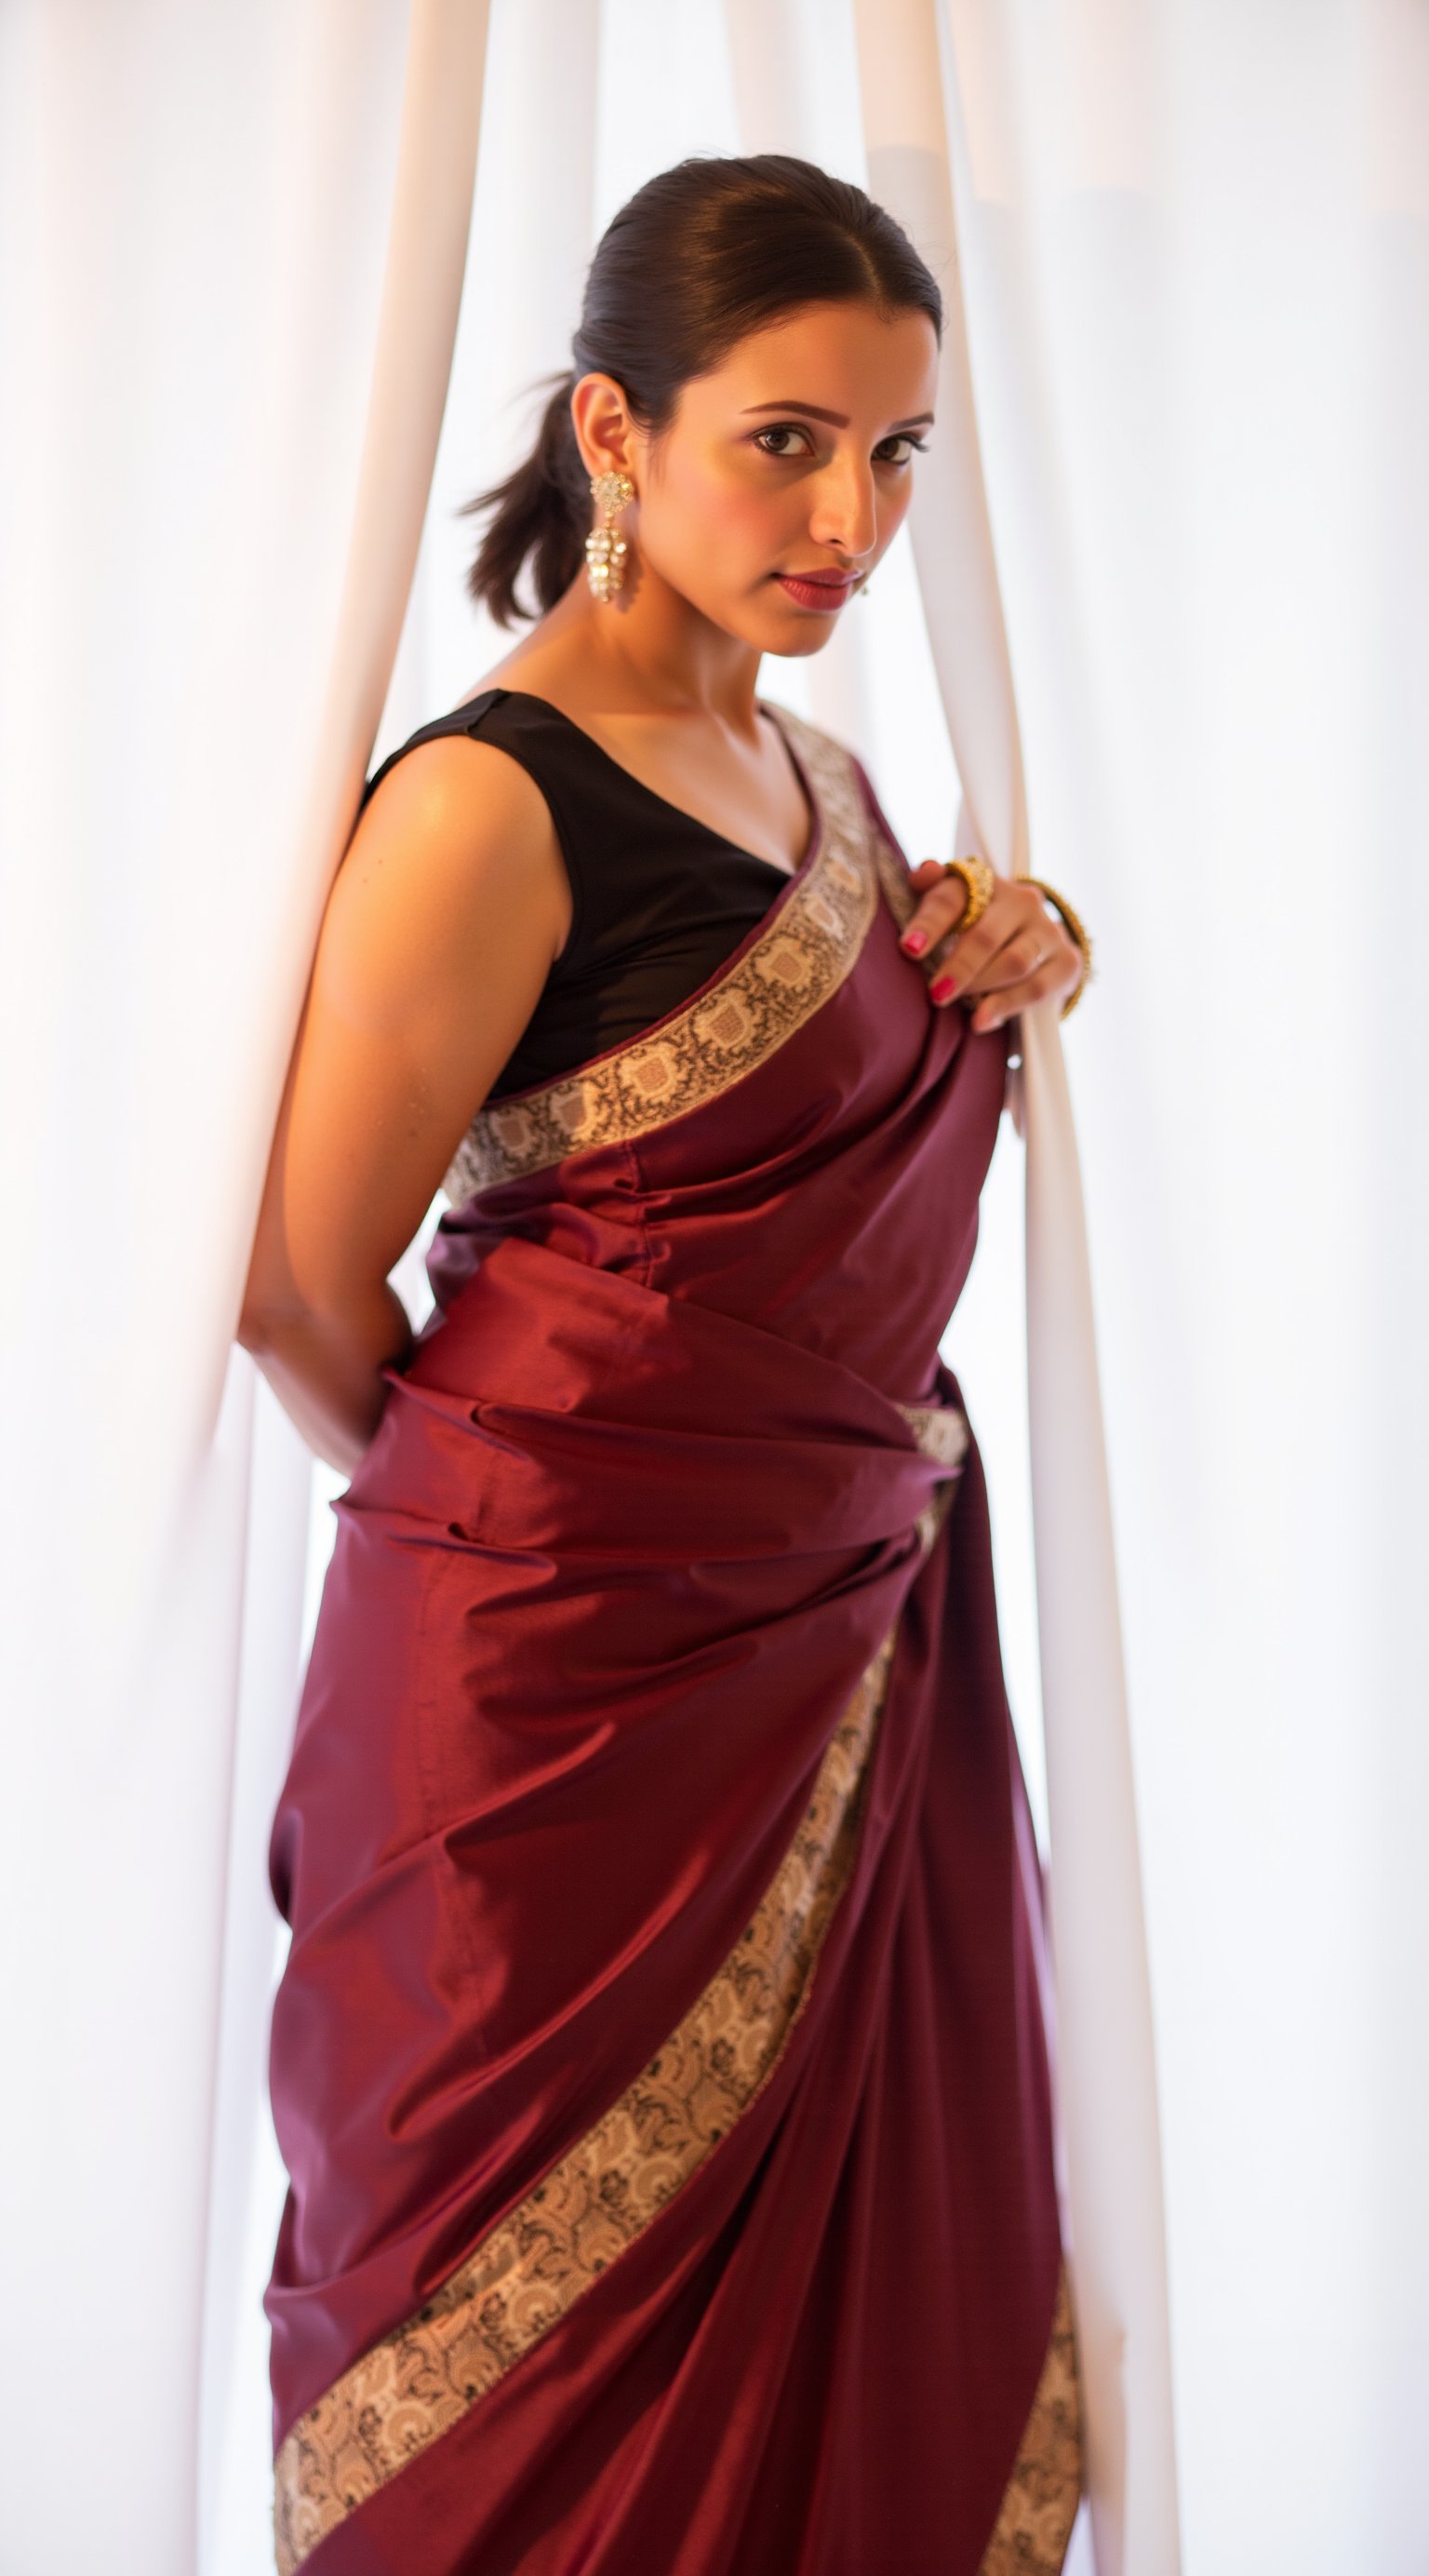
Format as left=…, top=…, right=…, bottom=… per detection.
left=415, top=1227, right=961, bottom=1429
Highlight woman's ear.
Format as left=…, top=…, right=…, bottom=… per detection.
left=569, top=371, right=639, bottom=488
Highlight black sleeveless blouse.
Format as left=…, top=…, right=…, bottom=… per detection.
left=360, top=687, right=808, bottom=1102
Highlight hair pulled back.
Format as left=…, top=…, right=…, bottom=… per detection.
left=461, top=153, right=943, bottom=630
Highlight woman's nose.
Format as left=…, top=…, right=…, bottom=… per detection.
left=807, top=460, right=879, bottom=562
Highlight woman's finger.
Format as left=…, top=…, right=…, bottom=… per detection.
left=897, top=860, right=971, bottom=957
left=915, top=878, right=1046, bottom=991
left=901, top=873, right=1081, bottom=1017
left=928, top=921, right=1051, bottom=1006
left=967, top=958, right=1081, bottom=1030
left=930, top=892, right=1081, bottom=1008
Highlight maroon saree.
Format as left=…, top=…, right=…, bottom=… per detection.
left=264, top=704, right=1084, bottom=2574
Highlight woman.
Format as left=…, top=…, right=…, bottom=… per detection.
left=240, top=153, right=1090, bottom=2575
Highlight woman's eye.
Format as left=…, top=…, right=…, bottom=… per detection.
left=753, top=424, right=815, bottom=458
left=752, top=424, right=928, bottom=465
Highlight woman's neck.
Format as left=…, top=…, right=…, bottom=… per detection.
left=482, top=567, right=768, bottom=741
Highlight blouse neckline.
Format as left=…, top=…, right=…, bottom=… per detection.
left=456, top=686, right=823, bottom=887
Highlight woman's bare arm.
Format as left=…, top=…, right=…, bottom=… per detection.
left=237, top=737, right=572, bottom=1475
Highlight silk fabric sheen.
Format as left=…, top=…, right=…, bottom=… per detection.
left=264, top=705, right=1082, bottom=2572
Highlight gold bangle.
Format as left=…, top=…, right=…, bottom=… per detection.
left=938, top=852, right=995, bottom=935
left=1023, top=875, right=1094, bottom=1019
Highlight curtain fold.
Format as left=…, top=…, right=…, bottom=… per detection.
left=929, top=10, right=1429, bottom=2566
left=848, top=7, right=1181, bottom=2572
left=0, top=6, right=488, bottom=2567
left=198, top=18, right=494, bottom=2565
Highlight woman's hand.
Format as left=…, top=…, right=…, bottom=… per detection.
left=897, top=862, right=1084, bottom=1031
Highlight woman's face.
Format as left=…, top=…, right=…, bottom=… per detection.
left=617, top=298, right=940, bottom=653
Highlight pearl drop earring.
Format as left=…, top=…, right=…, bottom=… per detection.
left=585, top=471, right=635, bottom=601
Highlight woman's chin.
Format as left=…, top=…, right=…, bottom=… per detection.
left=742, top=600, right=843, bottom=658
left=760, top=624, right=839, bottom=660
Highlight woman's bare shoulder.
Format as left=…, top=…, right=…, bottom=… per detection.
left=358, top=725, right=551, bottom=847
left=287, top=737, right=572, bottom=1102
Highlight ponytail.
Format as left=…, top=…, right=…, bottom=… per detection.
left=460, top=369, right=590, bottom=630
left=460, top=154, right=943, bottom=631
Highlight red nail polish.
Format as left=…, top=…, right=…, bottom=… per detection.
left=928, top=974, right=956, bottom=1004
left=901, top=928, right=928, bottom=956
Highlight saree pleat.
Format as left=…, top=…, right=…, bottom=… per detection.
left=265, top=703, right=1084, bottom=2572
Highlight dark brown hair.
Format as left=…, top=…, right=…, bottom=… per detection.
left=460, top=153, right=943, bottom=629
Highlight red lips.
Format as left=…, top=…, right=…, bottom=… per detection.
left=775, top=570, right=859, bottom=610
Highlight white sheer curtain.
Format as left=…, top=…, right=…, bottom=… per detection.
left=6, top=7, right=1426, bottom=2572
left=733, top=9, right=1429, bottom=2561
left=0, top=5, right=488, bottom=2569
left=929, top=5, right=1429, bottom=2570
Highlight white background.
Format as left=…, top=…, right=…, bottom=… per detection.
left=3, top=4, right=1425, bottom=2569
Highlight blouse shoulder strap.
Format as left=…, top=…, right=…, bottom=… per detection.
left=359, top=686, right=627, bottom=816
left=358, top=689, right=507, bottom=813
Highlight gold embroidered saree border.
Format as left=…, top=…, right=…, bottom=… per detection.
left=440, top=704, right=878, bottom=1202
left=274, top=1615, right=906, bottom=2573
left=977, top=2257, right=1086, bottom=2574
left=272, top=1409, right=971, bottom=2571
left=898, top=1399, right=970, bottom=1555
left=870, top=825, right=917, bottom=930
left=896, top=1396, right=970, bottom=1474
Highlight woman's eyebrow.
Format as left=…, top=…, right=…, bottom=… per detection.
left=740, top=401, right=935, bottom=431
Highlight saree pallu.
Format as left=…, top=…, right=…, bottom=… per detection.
left=265, top=705, right=1085, bottom=2575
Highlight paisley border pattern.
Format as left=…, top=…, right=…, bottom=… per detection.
left=870, top=825, right=918, bottom=931
left=270, top=1402, right=1036, bottom=2575
left=977, top=2257, right=1086, bottom=2574
left=441, top=703, right=878, bottom=1202
left=896, top=1396, right=971, bottom=1474
left=274, top=1615, right=905, bottom=2572
left=898, top=1397, right=972, bottom=1556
